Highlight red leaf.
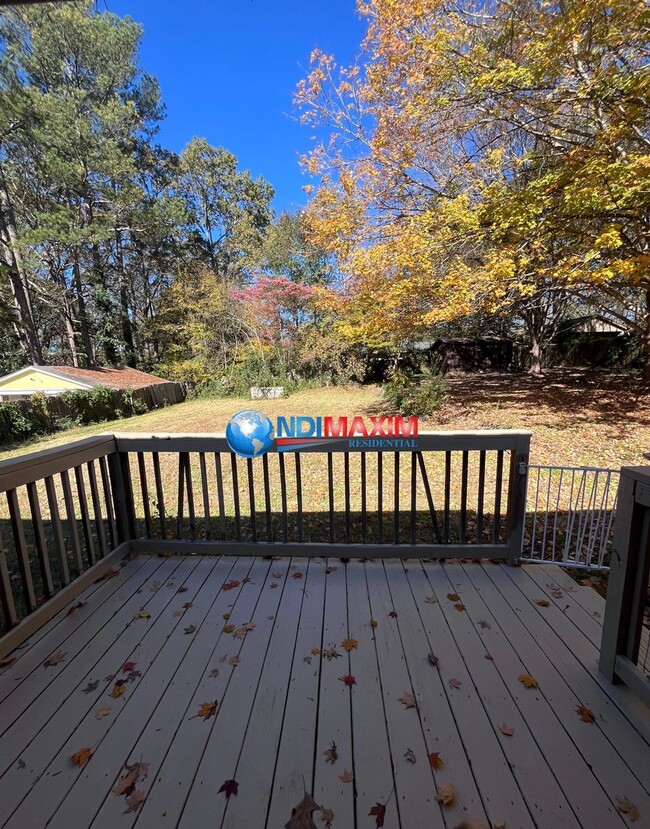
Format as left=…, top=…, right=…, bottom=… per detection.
left=499, top=723, right=514, bottom=736
left=340, top=674, right=356, bottom=687
left=369, top=802, right=387, bottom=827
left=122, top=661, right=136, bottom=673
left=428, top=752, right=444, bottom=769
left=222, top=580, right=241, bottom=591
left=65, top=601, right=86, bottom=616
left=292, top=572, right=304, bottom=580
left=219, top=779, right=239, bottom=799
left=576, top=705, right=595, bottom=723
left=448, top=677, right=461, bottom=690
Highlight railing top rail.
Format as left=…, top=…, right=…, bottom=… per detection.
left=527, top=464, right=619, bottom=473
left=0, top=434, right=116, bottom=492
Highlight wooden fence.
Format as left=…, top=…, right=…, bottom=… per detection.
left=0, top=430, right=530, bottom=638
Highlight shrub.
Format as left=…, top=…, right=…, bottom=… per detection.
left=382, top=371, right=446, bottom=416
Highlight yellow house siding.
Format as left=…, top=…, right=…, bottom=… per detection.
left=0, top=368, right=86, bottom=392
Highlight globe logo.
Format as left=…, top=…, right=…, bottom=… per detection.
left=225, top=410, right=275, bottom=458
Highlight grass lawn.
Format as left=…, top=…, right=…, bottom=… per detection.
left=1, top=368, right=648, bottom=468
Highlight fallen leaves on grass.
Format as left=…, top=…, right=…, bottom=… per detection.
left=339, top=769, right=354, bottom=783
left=65, top=601, right=86, bottom=616
left=219, top=779, right=239, bottom=799
left=519, top=674, right=538, bottom=689
left=43, top=651, right=66, bottom=667
left=615, top=795, right=640, bottom=822
left=71, top=747, right=93, bottom=767
left=576, top=705, right=595, bottom=723
left=341, top=638, right=357, bottom=651
left=81, top=680, right=99, bottom=694
left=398, top=691, right=417, bottom=709
left=448, top=678, right=462, bottom=690
left=536, top=599, right=550, bottom=607
left=285, top=792, right=320, bottom=829
left=192, top=701, right=218, bottom=720
left=340, top=674, right=356, bottom=688
left=499, top=723, right=514, bottom=736
left=96, top=706, right=111, bottom=719
left=428, top=752, right=444, bottom=769
left=435, top=782, right=456, bottom=807
left=324, top=741, right=338, bottom=764
left=368, top=802, right=386, bottom=827
left=222, top=580, right=240, bottom=591
left=404, top=748, right=416, bottom=763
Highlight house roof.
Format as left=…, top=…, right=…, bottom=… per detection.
left=0, top=365, right=170, bottom=391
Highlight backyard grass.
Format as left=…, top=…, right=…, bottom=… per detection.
left=1, top=368, right=648, bottom=468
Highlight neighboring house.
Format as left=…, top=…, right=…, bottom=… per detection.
left=0, top=365, right=177, bottom=402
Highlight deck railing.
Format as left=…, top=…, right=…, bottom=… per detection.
left=599, top=466, right=650, bottom=707
left=0, top=430, right=531, bottom=633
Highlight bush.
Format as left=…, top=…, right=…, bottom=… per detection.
left=0, top=386, right=149, bottom=447
left=382, top=371, right=446, bottom=416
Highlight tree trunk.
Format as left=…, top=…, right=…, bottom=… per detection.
left=115, top=229, right=137, bottom=366
left=643, top=288, right=650, bottom=384
left=92, top=242, right=118, bottom=365
left=530, top=334, right=543, bottom=375
left=0, top=177, right=43, bottom=364
left=73, top=256, right=94, bottom=366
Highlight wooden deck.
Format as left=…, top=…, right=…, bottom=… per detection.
left=0, top=554, right=649, bottom=829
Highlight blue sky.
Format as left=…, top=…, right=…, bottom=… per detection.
left=107, top=0, right=367, bottom=214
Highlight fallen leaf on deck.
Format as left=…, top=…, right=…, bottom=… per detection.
left=549, top=587, right=563, bottom=599
left=370, top=619, right=378, bottom=628
left=135, top=610, right=150, bottom=620
left=285, top=792, right=320, bottom=829
left=94, top=568, right=119, bottom=583
left=399, top=691, right=417, bottom=709
left=454, top=821, right=489, bottom=829
left=427, top=653, right=440, bottom=667
left=113, top=761, right=149, bottom=796
left=243, top=576, right=252, bottom=584
left=209, top=668, right=219, bottom=677
left=244, top=621, right=256, bottom=631
left=223, top=624, right=235, bottom=633
left=122, top=661, right=136, bottom=673
left=124, top=789, right=146, bottom=813
left=222, top=580, right=240, bottom=591
left=229, top=655, right=240, bottom=667
left=126, top=670, right=141, bottom=682
left=368, top=802, right=386, bottom=827
left=324, top=741, right=338, bottom=763
left=233, top=627, right=247, bottom=639
left=404, top=748, right=416, bottom=763
left=0, top=655, right=17, bottom=668
left=219, top=779, right=239, bottom=799
left=388, top=611, right=398, bottom=618
left=272, top=571, right=283, bottom=578
left=320, top=807, right=334, bottom=827
left=454, top=603, right=466, bottom=612
left=65, top=601, right=86, bottom=616
left=173, top=610, right=183, bottom=617
left=192, top=701, right=218, bottom=720
left=499, top=723, right=514, bottom=736
left=184, top=624, right=196, bottom=635
left=484, top=653, right=493, bottom=660
left=292, top=572, right=304, bottom=580
left=536, top=599, right=550, bottom=607
left=177, top=586, right=188, bottom=593
left=322, top=647, right=341, bottom=661
left=339, top=769, right=354, bottom=783
left=424, top=595, right=437, bottom=604
left=615, top=795, right=640, bottom=822
left=44, top=651, right=66, bottom=667
left=435, top=781, right=456, bottom=806
left=311, top=647, right=321, bottom=655
left=149, top=581, right=161, bottom=592
left=304, top=656, right=312, bottom=664
left=519, top=674, right=538, bottom=689
left=223, top=612, right=231, bottom=620
left=96, top=706, right=111, bottom=719
left=428, top=752, right=444, bottom=769
left=82, top=680, right=99, bottom=694
left=324, top=566, right=337, bottom=574
left=478, top=620, right=491, bottom=629
left=448, top=677, right=462, bottom=690
left=182, top=602, right=193, bottom=609
left=71, top=747, right=93, bottom=767
left=576, top=705, right=595, bottom=723
left=340, top=674, right=356, bottom=687
left=341, top=638, right=358, bottom=651
left=110, top=679, right=127, bottom=698
left=104, top=673, right=116, bottom=682
left=447, top=593, right=460, bottom=602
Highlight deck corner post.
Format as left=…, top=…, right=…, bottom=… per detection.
left=505, top=434, right=530, bottom=566
left=108, top=449, right=136, bottom=545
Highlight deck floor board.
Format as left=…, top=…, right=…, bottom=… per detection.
left=0, top=555, right=648, bottom=829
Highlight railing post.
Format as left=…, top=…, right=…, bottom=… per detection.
left=108, top=448, right=136, bottom=545
left=506, top=435, right=530, bottom=566
left=599, top=468, right=650, bottom=707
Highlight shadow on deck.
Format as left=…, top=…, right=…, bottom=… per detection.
left=0, top=554, right=648, bottom=829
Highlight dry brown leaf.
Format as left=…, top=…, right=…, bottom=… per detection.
left=321, top=807, right=334, bottom=827
left=368, top=802, right=386, bottom=827
left=499, top=723, right=514, bottom=736
left=454, top=602, right=466, bottom=612
left=424, top=595, right=437, bottom=604
left=398, top=690, right=417, bottom=709
left=112, top=761, right=150, bottom=795
left=229, top=655, right=240, bottom=667
left=0, top=655, right=17, bottom=669
left=338, top=769, right=354, bottom=783
left=184, top=624, right=196, bottom=635
left=223, top=624, right=236, bottom=633
left=124, top=789, right=146, bottom=813
left=427, top=653, right=440, bottom=667
left=519, top=674, right=538, bottom=689
left=292, top=571, right=304, bottom=580
left=404, top=748, right=416, bottom=763
left=616, top=795, right=640, bottom=822
left=96, top=706, right=111, bottom=720
left=311, top=647, right=321, bottom=655
left=81, top=680, right=99, bottom=694
left=448, top=677, right=462, bottom=690
left=322, top=647, right=341, bottom=661
left=244, top=621, right=256, bottom=631
left=222, top=580, right=241, bottom=591
left=341, top=638, right=358, bottom=651
left=193, top=700, right=218, bottom=720
left=536, top=599, right=550, bottom=607
left=94, top=568, right=119, bottom=583
left=43, top=651, right=66, bottom=668
left=478, top=620, right=491, bottom=629
left=65, top=601, right=86, bottom=616
left=435, top=781, right=456, bottom=807
left=428, top=752, right=444, bottom=769
left=324, top=741, right=338, bottom=764
left=285, top=792, right=320, bottom=829
left=219, top=778, right=239, bottom=799
left=71, top=747, right=93, bottom=767
left=135, top=610, right=151, bottom=620
left=447, top=593, right=460, bottom=602
left=576, top=705, right=595, bottom=723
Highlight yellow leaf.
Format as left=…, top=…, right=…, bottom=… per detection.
left=435, top=782, right=455, bottom=806
left=519, top=674, right=538, bottom=689
left=341, top=638, right=358, bottom=651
